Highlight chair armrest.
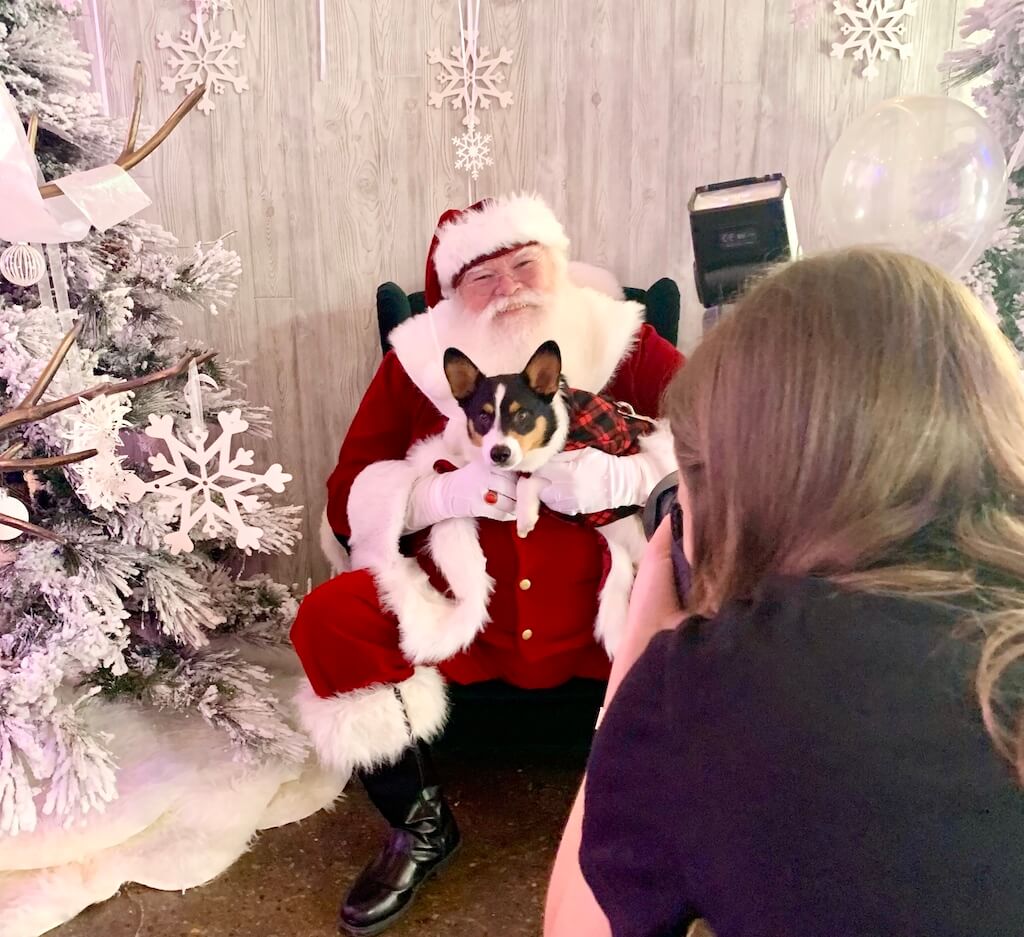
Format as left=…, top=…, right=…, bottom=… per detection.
left=643, top=277, right=680, bottom=347
left=376, top=282, right=413, bottom=354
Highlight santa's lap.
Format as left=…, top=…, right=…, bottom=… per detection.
left=292, top=513, right=614, bottom=698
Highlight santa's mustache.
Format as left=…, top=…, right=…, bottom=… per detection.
left=481, top=290, right=547, bottom=319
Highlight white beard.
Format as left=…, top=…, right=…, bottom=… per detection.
left=389, top=280, right=646, bottom=421
left=442, top=290, right=562, bottom=376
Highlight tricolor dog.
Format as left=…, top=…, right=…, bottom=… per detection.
left=442, top=340, right=568, bottom=540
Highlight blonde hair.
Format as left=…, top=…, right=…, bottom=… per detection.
left=666, top=247, right=1024, bottom=783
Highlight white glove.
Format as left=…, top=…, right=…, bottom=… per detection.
left=405, top=459, right=517, bottom=532
left=533, top=447, right=657, bottom=516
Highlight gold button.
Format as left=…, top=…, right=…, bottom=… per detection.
left=521, top=629, right=533, bottom=640
left=519, top=578, right=532, bottom=591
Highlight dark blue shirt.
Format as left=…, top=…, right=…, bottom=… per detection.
left=581, top=577, right=1024, bottom=937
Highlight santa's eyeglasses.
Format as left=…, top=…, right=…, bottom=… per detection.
left=456, top=246, right=545, bottom=294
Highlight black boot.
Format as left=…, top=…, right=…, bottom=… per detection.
left=338, top=741, right=461, bottom=936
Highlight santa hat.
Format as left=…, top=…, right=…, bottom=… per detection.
left=424, top=193, right=570, bottom=308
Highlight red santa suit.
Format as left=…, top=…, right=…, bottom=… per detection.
left=291, top=195, right=683, bottom=781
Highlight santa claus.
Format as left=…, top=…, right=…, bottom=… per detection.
left=291, top=193, right=683, bottom=934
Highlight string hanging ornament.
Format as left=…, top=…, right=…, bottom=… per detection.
left=0, top=242, right=47, bottom=287
left=157, top=0, right=249, bottom=115
left=427, top=0, right=515, bottom=199
left=122, top=360, right=293, bottom=555
left=0, top=113, right=59, bottom=292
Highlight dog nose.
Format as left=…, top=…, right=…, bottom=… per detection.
left=490, top=445, right=511, bottom=465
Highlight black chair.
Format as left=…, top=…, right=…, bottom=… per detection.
left=375, top=277, right=681, bottom=354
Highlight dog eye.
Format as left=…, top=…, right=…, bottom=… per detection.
left=513, top=410, right=531, bottom=428
left=477, top=413, right=493, bottom=430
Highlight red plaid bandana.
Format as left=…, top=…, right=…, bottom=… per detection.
left=559, top=388, right=656, bottom=528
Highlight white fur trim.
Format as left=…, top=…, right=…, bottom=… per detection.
left=594, top=516, right=647, bottom=657
left=434, top=193, right=570, bottom=298
left=294, top=667, right=447, bottom=780
left=414, top=517, right=494, bottom=661
left=388, top=284, right=644, bottom=423
left=347, top=457, right=422, bottom=570
left=346, top=439, right=494, bottom=665
left=568, top=261, right=623, bottom=299
left=319, top=506, right=351, bottom=576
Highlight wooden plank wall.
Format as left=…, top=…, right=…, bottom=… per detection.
left=75, top=0, right=970, bottom=586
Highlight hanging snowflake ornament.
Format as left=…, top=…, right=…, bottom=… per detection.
left=453, top=128, right=493, bottom=180
left=428, top=41, right=514, bottom=128
left=157, top=0, right=249, bottom=115
left=133, top=408, right=290, bottom=555
left=831, top=0, right=916, bottom=80
left=126, top=364, right=291, bottom=555
left=428, top=1, right=512, bottom=188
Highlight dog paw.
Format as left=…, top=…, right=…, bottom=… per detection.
left=517, top=515, right=537, bottom=539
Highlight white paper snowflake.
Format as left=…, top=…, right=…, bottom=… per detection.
left=831, top=0, right=916, bottom=80
left=64, top=392, right=147, bottom=511
left=157, top=10, right=249, bottom=115
left=427, top=40, right=514, bottom=128
left=453, top=128, right=493, bottom=180
left=427, top=3, right=513, bottom=190
left=130, top=410, right=291, bottom=555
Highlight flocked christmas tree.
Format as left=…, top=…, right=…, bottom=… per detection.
left=945, top=0, right=1024, bottom=355
left=0, top=0, right=305, bottom=837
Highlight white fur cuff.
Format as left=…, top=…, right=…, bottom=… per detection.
left=347, top=446, right=494, bottom=666
left=294, top=667, right=448, bottom=783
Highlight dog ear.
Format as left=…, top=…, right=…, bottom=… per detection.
left=443, top=347, right=483, bottom=401
left=523, top=341, right=562, bottom=398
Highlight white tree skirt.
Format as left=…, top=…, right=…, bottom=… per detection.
left=0, top=646, right=345, bottom=937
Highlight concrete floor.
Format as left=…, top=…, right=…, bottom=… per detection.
left=52, top=684, right=602, bottom=937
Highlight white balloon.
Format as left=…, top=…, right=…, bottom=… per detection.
left=821, top=95, right=1007, bottom=276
